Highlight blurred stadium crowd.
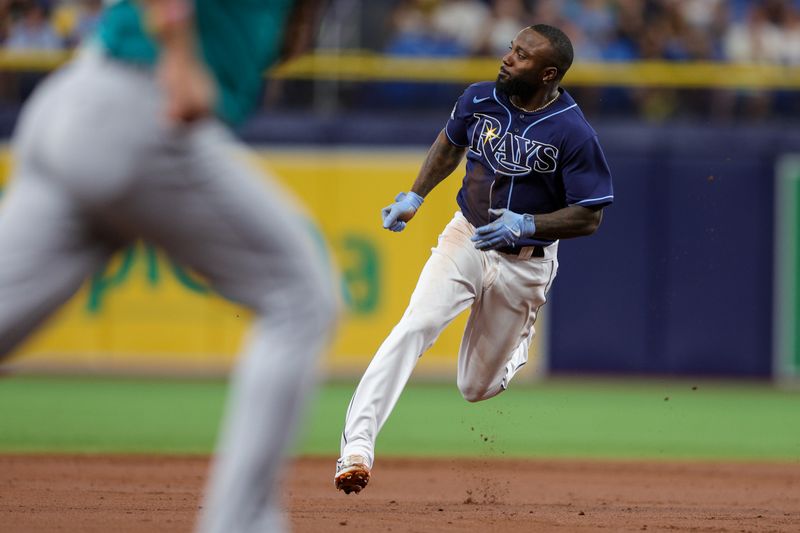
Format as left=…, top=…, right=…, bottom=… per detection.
left=374, top=0, right=800, bottom=64
left=0, top=0, right=798, bottom=64
left=310, top=0, right=800, bottom=122
left=0, top=0, right=100, bottom=50
left=0, top=0, right=797, bottom=124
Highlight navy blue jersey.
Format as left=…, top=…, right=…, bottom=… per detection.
left=445, top=82, right=614, bottom=247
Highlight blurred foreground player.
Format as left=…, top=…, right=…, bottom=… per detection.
left=0, top=1, right=336, bottom=531
left=336, top=24, right=613, bottom=494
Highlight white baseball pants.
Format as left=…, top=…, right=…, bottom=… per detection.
left=341, top=211, right=558, bottom=467
left=0, top=48, right=338, bottom=533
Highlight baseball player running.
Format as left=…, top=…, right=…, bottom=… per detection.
left=0, top=1, right=335, bottom=531
left=335, top=24, right=613, bottom=495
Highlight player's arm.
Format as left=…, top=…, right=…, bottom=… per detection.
left=471, top=204, right=603, bottom=251
left=531, top=134, right=611, bottom=240
left=382, top=130, right=467, bottom=232
left=529, top=204, right=603, bottom=240
left=140, top=0, right=216, bottom=124
left=410, top=130, right=467, bottom=197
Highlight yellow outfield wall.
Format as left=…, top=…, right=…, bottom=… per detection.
left=0, top=148, right=547, bottom=378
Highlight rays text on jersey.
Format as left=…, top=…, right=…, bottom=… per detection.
left=469, top=114, right=558, bottom=176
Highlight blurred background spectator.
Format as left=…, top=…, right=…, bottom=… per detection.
left=4, top=1, right=61, bottom=50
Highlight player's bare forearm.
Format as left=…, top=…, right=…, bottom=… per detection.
left=410, top=130, right=467, bottom=197
left=141, top=0, right=216, bottom=123
left=532, top=205, right=603, bottom=239
left=141, top=0, right=195, bottom=45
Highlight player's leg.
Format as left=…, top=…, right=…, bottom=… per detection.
left=106, top=121, right=337, bottom=533
left=338, top=212, right=483, bottom=487
left=456, top=245, right=558, bottom=402
left=43, top=51, right=325, bottom=532
left=187, top=141, right=336, bottom=533
left=0, top=167, right=117, bottom=361
left=0, top=60, right=125, bottom=362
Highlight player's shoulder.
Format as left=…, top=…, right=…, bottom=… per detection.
left=459, top=81, right=497, bottom=108
left=463, top=81, right=496, bottom=96
left=555, top=89, right=600, bottom=141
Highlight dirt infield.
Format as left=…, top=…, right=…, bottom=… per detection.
left=1, top=455, right=799, bottom=532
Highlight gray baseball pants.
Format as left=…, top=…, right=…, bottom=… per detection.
left=0, top=48, right=337, bottom=532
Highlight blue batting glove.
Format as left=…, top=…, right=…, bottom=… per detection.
left=471, top=208, right=536, bottom=251
left=381, top=191, right=424, bottom=232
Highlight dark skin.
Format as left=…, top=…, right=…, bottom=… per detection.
left=500, top=28, right=561, bottom=112
left=404, top=28, right=603, bottom=241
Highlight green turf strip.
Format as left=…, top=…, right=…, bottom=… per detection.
left=0, top=376, right=799, bottom=460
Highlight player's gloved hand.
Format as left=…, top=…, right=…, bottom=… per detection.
left=471, top=208, right=536, bottom=251
left=381, top=192, right=424, bottom=232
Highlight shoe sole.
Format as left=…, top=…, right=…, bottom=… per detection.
left=335, top=466, right=370, bottom=495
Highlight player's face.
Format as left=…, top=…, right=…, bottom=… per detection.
left=497, top=29, right=558, bottom=97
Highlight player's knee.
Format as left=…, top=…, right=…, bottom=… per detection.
left=253, top=261, right=340, bottom=337
left=457, top=380, right=495, bottom=403
left=313, top=285, right=340, bottom=335
left=297, top=269, right=340, bottom=334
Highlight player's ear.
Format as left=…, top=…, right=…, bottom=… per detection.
left=542, top=66, right=558, bottom=83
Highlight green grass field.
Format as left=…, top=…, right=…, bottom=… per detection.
left=1, top=375, right=799, bottom=461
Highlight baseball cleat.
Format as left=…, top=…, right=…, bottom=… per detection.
left=334, top=455, right=370, bottom=494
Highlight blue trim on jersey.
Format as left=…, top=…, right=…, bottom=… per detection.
left=521, top=103, right=579, bottom=137
left=493, top=88, right=513, bottom=131
left=507, top=176, right=515, bottom=208
left=573, top=195, right=615, bottom=206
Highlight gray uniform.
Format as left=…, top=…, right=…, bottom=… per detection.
left=0, top=47, right=337, bottom=532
